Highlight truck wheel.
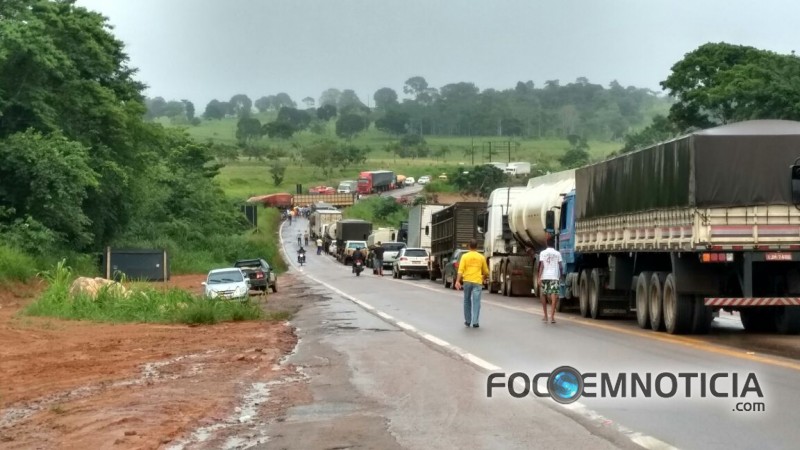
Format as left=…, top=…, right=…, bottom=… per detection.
left=690, top=295, right=713, bottom=334
left=443, top=271, right=451, bottom=288
left=271, top=283, right=278, bottom=294
left=740, top=308, right=776, bottom=333
left=501, top=264, right=508, bottom=296
left=635, top=272, right=652, bottom=329
left=503, top=264, right=514, bottom=297
left=649, top=272, right=667, bottom=331
left=774, top=307, right=800, bottom=334
left=589, top=268, right=602, bottom=319
left=663, top=274, right=693, bottom=334
left=489, top=266, right=499, bottom=294
left=578, top=270, right=590, bottom=317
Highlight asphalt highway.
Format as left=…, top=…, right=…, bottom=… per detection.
left=283, top=217, right=800, bottom=450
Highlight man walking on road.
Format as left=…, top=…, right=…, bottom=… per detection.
left=537, top=236, right=563, bottom=323
left=454, top=239, right=489, bottom=328
left=304, top=231, right=309, bottom=246
left=316, top=238, right=323, bottom=255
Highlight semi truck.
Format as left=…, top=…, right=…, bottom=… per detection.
left=429, top=202, right=487, bottom=281
left=357, top=170, right=396, bottom=194
left=309, top=209, right=342, bottom=240
left=498, top=171, right=576, bottom=297
left=408, top=204, right=446, bottom=254
left=504, top=162, right=531, bottom=177
left=482, top=186, right=531, bottom=296
left=335, top=219, right=373, bottom=264
left=545, top=120, right=800, bottom=335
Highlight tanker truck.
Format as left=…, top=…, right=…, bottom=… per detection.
left=491, top=172, right=575, bottom=297
left=550, top=120, right=800, bottom=335
left=482, top=186, right=530, bottom=296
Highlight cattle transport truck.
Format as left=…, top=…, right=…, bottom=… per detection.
left=429, top=202, right=486, bottom=281
left=549, top=120, right=800, bottom=335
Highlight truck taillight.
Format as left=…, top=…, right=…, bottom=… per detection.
left=256, top=272, right=264, bottom=278
left=700, top=253, right=733, bottom=263
left=400, top=257, right=408, bottom=261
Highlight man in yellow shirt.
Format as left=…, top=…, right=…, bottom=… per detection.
left=455, top=239, right=489, bottom=328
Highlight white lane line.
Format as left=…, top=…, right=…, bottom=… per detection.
left=278, top=223, right=674, bottom=450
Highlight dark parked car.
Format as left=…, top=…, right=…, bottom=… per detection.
left=234, top=258, right=277, bottom=293
left=442, top=249, right=484, bottom=289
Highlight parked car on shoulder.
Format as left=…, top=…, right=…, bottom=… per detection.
left=392, top=247, right=430, bottom=279
left=441, top=248, right=484, bottom=289
left=203, top=268, right=250, bottom=300
left=234, top=258, right=277, bottom=293
left=417, top=175, right=431, bottom=185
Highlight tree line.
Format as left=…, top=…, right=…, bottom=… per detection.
left=0, top=0, right=251, bottom=266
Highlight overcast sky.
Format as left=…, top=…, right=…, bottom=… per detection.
left=75, top=0, right=798, bottom=109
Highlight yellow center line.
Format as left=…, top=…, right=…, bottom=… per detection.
left=387, top=277, right=800, bottom=372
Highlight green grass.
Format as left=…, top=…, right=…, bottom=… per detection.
left=25, top=260, right=264, bottom=325
left=342, top=196, right=409, bottom=227
left=0, top=245, right=38, bottom=283
left=170, top=116, right=623, bottom=201
left=153, top=207, right=287, bottom=275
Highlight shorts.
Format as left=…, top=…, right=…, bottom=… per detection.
left=541, top=280, right=560, bottom=295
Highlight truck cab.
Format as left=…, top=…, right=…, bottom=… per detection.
left=549, top=190, right=580, bottom=301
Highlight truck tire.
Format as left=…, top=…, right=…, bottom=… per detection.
left=271, top=282, right=278, bottom=294
left=663, top=274, right=693, bottom=334
left=443, top=270, right=451, bottom=288
left=635, top=272, right=652, bottom=329
left=578, top=270, right=590, bottom=318
left=690, top=296, right=713, bottom=334
left=774, top=306, right=800, bottom=335
left=500, top=264, right=509, bottom=296
left=489, top=263, right=500, bottom=294
left=589, top=268, right=602, bottom=319
left=649, top=272, right=667, bottom=331
left=506, top=265, right=516, bottom=297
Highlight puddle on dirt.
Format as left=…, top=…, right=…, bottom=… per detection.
left=0, top=351, right=215, bottom=429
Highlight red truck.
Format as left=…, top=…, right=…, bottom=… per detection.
left=357, top=170, right=397, bottom=194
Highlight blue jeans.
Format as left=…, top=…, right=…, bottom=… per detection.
left=463, top=282, right=482, bottom=325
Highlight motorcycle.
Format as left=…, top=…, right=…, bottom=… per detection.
left=298, top=252, right=306, bottom=266
left=354, top=259, right=363, bottom=276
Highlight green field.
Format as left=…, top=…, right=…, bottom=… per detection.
left=168, top=115, right=623, bottom=201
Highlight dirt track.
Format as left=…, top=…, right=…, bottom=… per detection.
left=0, top=274, right=305, bottom=449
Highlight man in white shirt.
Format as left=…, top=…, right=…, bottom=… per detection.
left=537, top=236, right=563, bottom=323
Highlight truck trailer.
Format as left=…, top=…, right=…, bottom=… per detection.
left=407, top=204, right=446, bottom=254
left=294, top=193, right=356, bottom=208
left=335, top=219, right=373, bottom=264
left=357, top=170, right=396, bottom=194
left=482, top=186, right=531, bottom=296
left=429, top=202, right=487, bottom=281
left=548, top=120, right=800, bottom=335
left=309, top=209, right=342, bottom=240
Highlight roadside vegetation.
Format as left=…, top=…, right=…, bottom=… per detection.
left=24, top=261, right=265, bottom=325
left=343, top=197, right=409, bottom=227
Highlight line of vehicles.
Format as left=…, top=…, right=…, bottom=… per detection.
left=309, top=120, right=800, bottom=335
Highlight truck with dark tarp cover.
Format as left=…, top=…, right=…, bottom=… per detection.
left=334, top=219, right=373, bottom=264
left=544, top=120, right=800, bottom=335
left=429, top=202, right=486, bottom=281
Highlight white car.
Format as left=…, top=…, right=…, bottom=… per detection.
left=392, top=247, right=430, bottom=279
left=404, top=177, right=415, bottom=186
left=417, top=175, right=431, bottom=185
left=202, top=268, right=250, bottom=300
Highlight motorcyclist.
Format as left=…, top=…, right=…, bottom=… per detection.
left=352, top=247, right=364, bottom=273
left=297, top=246, right=306, bottom=264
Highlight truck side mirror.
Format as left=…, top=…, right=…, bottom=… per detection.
left=792, top=165, right=800, bottom=204
left=545, top=210, right=555, bottom=233
left=425, top=226, right=430, bottom=236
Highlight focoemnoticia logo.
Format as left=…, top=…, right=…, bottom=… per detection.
left=487, top=366, right=766, bottom=411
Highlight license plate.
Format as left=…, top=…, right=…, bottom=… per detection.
left=766, top=253, right=792, bottom=261
left=413, top=261, right=422, bottom=264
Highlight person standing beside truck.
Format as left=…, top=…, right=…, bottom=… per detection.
left=537, top=236, right=563, bottom=323
left=316, top=238, right=323, bottom=255
left=454, top=239, right=489, bottom=328
left=371, top=242, right=386, bottom=276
